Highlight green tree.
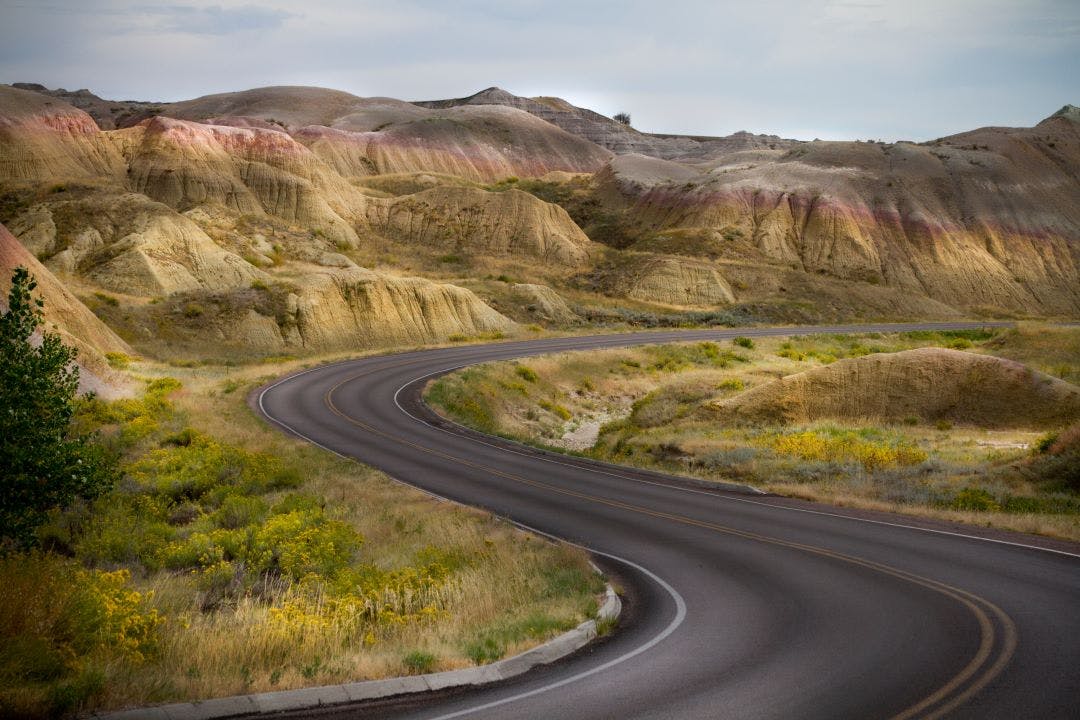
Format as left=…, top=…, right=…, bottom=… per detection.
left=0, top=267, right=118, bottom=547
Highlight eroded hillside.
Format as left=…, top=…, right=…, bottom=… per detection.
left=0, top=82, right=1077, bottom=361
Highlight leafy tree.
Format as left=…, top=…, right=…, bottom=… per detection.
left=0, top=267, right=118, bottom=547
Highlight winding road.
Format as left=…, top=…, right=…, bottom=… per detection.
left=256, top=323, right=1080, bottom=719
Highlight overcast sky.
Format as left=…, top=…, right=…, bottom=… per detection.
left=1, top=0, right=1077, bottom=141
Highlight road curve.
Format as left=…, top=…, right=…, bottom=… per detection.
left=255, top=323, right=1080, bottom=720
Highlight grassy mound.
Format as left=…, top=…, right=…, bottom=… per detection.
left=713, top=347, right=1080, bottom=429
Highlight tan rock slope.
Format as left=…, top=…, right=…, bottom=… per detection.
left=509, top=284, right=579, bottom=324
left=159, top=86, right=613, bottom=182
left=0, top=87, right=519, bottom=357
left=0, top=85, right=124, bottom=181
left=595, top=111, right=1080, bottom=315
left=2, top=82, right=1078, bottom=339
left=366, top=186, right=593, bottom=264
left=415, top=87, right=794, bottom=161
left=111, top=115, right=364, bottom=248
left=289, top=268, right=513, bottom=350
left=713, top=348, right=1080, bottom=429
left=613, top=254, right=735, bottom=307
left=9, top=191, right=265, bottom=296
left=1, top=222, right=131, bottom=395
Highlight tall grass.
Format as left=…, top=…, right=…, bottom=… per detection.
left=426, top=332, right=1080, bottom=542
left=1, top=371, right=602, bottom=717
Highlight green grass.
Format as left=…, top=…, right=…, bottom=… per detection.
left=2, top=366, right=604, bottom=717
left=425, top=330, right=1080, bottom=542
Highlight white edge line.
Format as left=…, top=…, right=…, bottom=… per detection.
left=255, top=371, right=691, bottom=718
left=422, top=536, right=687, bottom=720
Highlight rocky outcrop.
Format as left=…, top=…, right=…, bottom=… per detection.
left=298, top=105, right=612, bottom=183
left=600, top=254, right=735, bottom=307
left=712, top=348, right=1080, bottom=429
left=366, top=186, right=593, bottom=264
left=8, top=192, right=264, bottom=296
left=287, top=268, right=513, bottom=349
left=415, top=87, right=795, bottom=161
left=120, top=85, right=613, bottom=183
left=593, top=113, right=1080, bottom=315
left=510, top=284, right=579, bottom=324
left=112, top=116, right=363, bottom=248
left=0, top=85, right=125, bottom=181
left=1, top=222, right=132, bottom=395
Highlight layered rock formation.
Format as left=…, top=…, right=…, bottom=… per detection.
left=712, top=348, right=1080, bottom=429
left=110, top=116, right=363, bottom=248
left=9, top=192, right=264, bottom=296
left=608, top=254, right=735, bottom=307
left=289, top=268, right=513, bottom=349
left=509, top=283, right=578, bottom=324
left=0, top=85, right=125, bottom=181
left=366, top=186, right=593, bottom=264
left=1, top=81, right=1077, bottom=347
left=151, top=86, right=614, bottom=183
left=594, top=112, right=1080, bottom=315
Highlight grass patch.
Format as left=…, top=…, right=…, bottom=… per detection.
left=1, top=365, right=604, bottom=716
left=425, top=330, right=1080, bottom=541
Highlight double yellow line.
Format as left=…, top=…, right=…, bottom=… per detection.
left=319, top=360, right=1016, bottom=720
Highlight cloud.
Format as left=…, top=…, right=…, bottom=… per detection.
left=0, top=0, right=1077, bottom=140
left=129, top=5, right=295, bottom=36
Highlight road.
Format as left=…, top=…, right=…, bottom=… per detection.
left=256, top=323, right=1080, bottom=719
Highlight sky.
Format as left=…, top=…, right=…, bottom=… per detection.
left=0, top=0, right=1077, bottom=141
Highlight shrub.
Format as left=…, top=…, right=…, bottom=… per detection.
left=93, top=292, right=119, bottom=307
left=0, top=554, right=163, bottom=700
left=402, top=651, right=436, bottom=674
left=951, top=487, right=1000, bottom=512
left=256, top=509, right=363, bottom=580
left=465, top=636, right=505, bottom=665
left=104, top=352, right=131, bottom=370
left=766, top=430, right=927, bottom=472
left=733, top=337, right=754, bottom=349
left=515, top=365, right=539, bottom=383
left=539, top=400, right=572, bottom=421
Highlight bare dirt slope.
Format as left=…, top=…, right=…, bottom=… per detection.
left=712, top=347, right=1080, bottom=429
left=2, top=82, right=1078, bottom=343
left=366, top=186, right=594, bottom=265
left=1, top=222, right=131, bottom=395
left=0, top=86, right=523, bottom=356
left=415, top=86, right=795, bottom=161
left=593, top=110, right=1080, bottom=315
left=0, top=85, right=125, bottom=181
left=155, top=86, right=613, bottom=182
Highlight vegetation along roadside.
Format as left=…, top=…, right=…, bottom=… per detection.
left=426, top=325, right=1080, bottom=541
left=0, top=268, right=605, bottom=718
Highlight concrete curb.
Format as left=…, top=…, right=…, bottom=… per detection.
left=95, top=586, right=621, bottom=720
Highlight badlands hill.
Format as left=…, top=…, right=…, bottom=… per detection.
left=415, top=87, right=794, bottom=161
left=589, top=106, right=1080, bottom=316
left=712, top=347, right=1080, bottom=429
left=1, top=222, right=131, bottom=395
left=0, top=81, right=1078, bottom=361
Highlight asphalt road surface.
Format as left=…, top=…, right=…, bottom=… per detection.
left=256, top=322, right=1080, bottom=720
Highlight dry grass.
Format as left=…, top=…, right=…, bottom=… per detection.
left=0, top=354, right=603, bottom=718
left=427, top=327, right=1080, bottom=542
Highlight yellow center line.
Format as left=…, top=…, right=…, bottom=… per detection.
left=318, top=360, right=1017, bottom=719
